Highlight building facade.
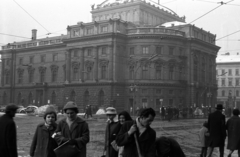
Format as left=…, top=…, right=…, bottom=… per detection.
left=0, top=0, right=220, bottom=112
left=216, top=53, right=240, bottom=109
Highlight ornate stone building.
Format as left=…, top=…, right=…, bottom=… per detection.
left=0, top=0, right=220, bottom=112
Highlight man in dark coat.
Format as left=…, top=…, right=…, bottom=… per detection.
left=161, top=106, right=165, bottom=120
left=0, top=104, right=19, bottom=157
left=207, top=104, right=226, bottom=157
left=54, top=101, right=89, bottom=157
left=116, top=108, right=156, bottom=157
left=226, top=108, right=240, bottom=157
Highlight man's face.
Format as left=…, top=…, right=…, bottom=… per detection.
left=140, top=114, right=154, bottom=127
left=65, top=109, right=77, bottom=121
left=107, top=114, right=116, bottom=121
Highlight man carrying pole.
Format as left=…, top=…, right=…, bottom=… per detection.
left=116, top=108, right=156, bottom=157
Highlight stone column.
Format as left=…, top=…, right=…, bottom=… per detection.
left=79, top=48, right=84, bottom=82
left=65, top=49, right=72, bottom=83
left=93, top=46, right=98, bottom=82
left=109, top=45, right=114, bottom=81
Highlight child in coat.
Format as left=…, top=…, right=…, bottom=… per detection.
left=199, top=121, right=210, bottom=157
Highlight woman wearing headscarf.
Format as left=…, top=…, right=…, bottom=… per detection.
left=30, top=106, right=58, bottom=157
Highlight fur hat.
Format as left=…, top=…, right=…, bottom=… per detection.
left=215, top=104, right=224, bottom=110
left=44, top=105, right=57, bottom=120
left=106, top=107, right=117, bottom=115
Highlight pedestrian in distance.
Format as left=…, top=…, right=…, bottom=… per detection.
left=199, top=121, right=210, bottom=157
left=116, top=108, right=156, bottom=157
left=54, top=101, right=90, bottom=157
left=161, top=106, right=165, bottom=120
left=0, top=104, right=19, bottom=157
left=88, top=105, right=92, bottom=118
left=30, top=105, right=58, bottom=157
left=155, top=136, right=186, bottom=157
left=83, top=105, right=89, bottom=119
left=226, top=108, right=240, bottom=157
left=111, top=111, right=133, bottom=157
left=207, top=104, right=226, bottom=157
left=103, top=107, right=121, bottom=157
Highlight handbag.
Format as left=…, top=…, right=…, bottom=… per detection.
left=54, top=140, right=81, bottom=157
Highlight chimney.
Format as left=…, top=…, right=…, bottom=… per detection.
left=32, top=29, right=37, bottom=40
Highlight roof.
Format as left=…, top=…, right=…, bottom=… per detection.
left=216, top=54, right=240, bottom=63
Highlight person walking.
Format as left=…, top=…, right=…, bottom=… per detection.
left=161, top=106, right=165, bottom=120
left=116, top=108, right=156, bottom=157
left=103, top=107, right=121, bottom=157
left=207, top=104, right=226, bottom=157
left=83, top=105, right=89, bottom=119
left=199, top=121, right=210, bottom=157
left=0, top=104, right=19, bottom=157
left=226, top=108, right=240, bottom=157
left=54, top=101, right=90, bottom=157
left=30, top=106, right=58, bottom=157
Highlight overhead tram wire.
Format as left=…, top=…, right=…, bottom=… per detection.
left=0, top=32, right=31, bottom=39
left=12, top=0, right=51, bottom=34
left=189, top=0, right=234, bottom=24
left=216, top=29, right=240, bottom=41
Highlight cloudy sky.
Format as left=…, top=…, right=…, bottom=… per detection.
left=1, top=0, right=240, bottom=55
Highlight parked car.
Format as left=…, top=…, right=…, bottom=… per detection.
left=24, top=105, right=38, bottom=114
left=17, top=105, right=26, bottom=113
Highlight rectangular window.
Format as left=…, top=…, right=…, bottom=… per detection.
left=86, top=67, right=92, bottom=80
left=101, top=66, right=107, bottom=79
left=73, top=68, right=78, bottom=80
left=236, top=79, right=239, bottom=86
left=86, top=27, right=94, bottom=35
left=87, top=49, right=92, bottom=56
left=129, top=67, right=134, bottom=79
left=74, top=50, right=78, bottom=57
left=156, top=46, right=162, bottom=55
left=29, top=71, right=34, bottom=83
left=73, top=30, right=79, bottom=36
left=169, top=47, right=174, bottom=55
left=101, top=25, right=108, bottom=32
left=169, top=90, right=174, bottom=95
left=52, top=71, right=57, bottom=82
left=156, top=65, right=161, bottom=79
left=102, top=47, right=107, bottom=55
left=19, top=58, right=23, bottom=65
left=229, top=79, right=232, bottom=86
left=169, top=66, right=174, bottom=80
left=221, top=69, right=225, bottom=75
left=229, top=69, right=232, bottom=76
left=179, top=48, right=183, bottom=55
left=221, top=79, right=225, bottom=86
left=142, top=65, right=148, bottom=79
left=29, top=56, right=34, bottom=64
left=222, top=90, right=225, bottom=96
left=142, top=46, right=149, bottom=54
left=18, top=73, right=23, bottom=84
left=40, top=72, right=45, bottom=83
left=6, top=73, right=9, bottom=84
left=129, top=47, right=135, bottom=55
left=236, top=69, right=239, bottom=76
left=41, top=55, right=46, bottom=63
left=53, top=54, right=57, bottom=62
left=142, top=98, right=148, bottom=108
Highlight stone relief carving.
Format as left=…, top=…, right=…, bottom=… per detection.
left=85, top=60, right=94, bottom=67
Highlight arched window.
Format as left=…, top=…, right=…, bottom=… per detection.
left=51, top=91, right=57, bottom=104
left=169, top=66, right=174, bottom=80
left=98, top=90, right=104, bottom=107
left=70, top=90, right=76, bottom=102
left=83, top=91, right=90, bottom=107
left=101, top=66, right=107, bottom=79
left=73, top=68, right=78, bottom=80
left=28, top=92, right=33, bottom=104
left=17, top=93, right=22, bottom=105
left=129, top=66, right=134, bottom=80
left=156, top=65, right=161, bottom=79
left=3, top=92, right=7, bottom=105
left=52, top=70, right=58, bottom=82
left=40, top=71, right=45, bottom=83
left=142, top=65, right=148, bottom=79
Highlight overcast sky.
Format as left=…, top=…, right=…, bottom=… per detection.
left=1, top=0, right=240, bottom=55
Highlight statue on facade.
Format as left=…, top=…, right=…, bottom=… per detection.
left=91, top=4, right=95, bottom=10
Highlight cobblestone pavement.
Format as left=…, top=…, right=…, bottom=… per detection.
left=12, top=114, right=237, bottom=157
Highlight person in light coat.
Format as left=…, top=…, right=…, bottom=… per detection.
left=199, top=121, right=210, bottom=157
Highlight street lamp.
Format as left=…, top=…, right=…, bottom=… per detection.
left=129, top=54, right=158, bottom=116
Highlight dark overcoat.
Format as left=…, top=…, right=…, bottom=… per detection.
left=0, top=114, right=18, bottom=157
left=226, top=116, right=240, bottom=150
left=30, top=122, right=58, bottom=157
left=116, top=120, right=156, bottom=157
left=104, top=121, right=122, bottom=157
left=207, top=110, right=226, bottom=147
left=54, top=117, right=89, bottom=157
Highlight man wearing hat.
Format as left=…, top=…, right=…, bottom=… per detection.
left=54, top=101, right=89, bottom=157
left=104, top=107, right=121, bottom=157
left=207, top=104, right=226, bottom=157
left=0, top=104, right=19, bottom=157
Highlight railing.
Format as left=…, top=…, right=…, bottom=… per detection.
left=127, top=27, right=185, bottom=37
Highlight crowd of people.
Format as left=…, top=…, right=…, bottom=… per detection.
left=198, top=104, right=240, bottom=157
left=0, top=102, right=187, bottom=157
